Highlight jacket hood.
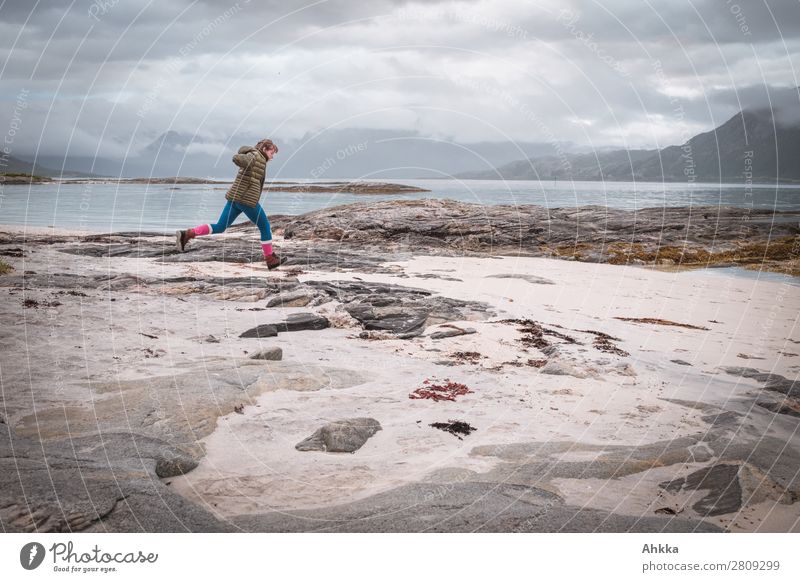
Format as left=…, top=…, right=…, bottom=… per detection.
left=237, top=145, right=257, bottom=154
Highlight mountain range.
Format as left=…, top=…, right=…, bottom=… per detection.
left=12, top=129, right=577, bottom=180
left=8, top=107, right=799, bottom=182
left=457, top=107, right=800, bottom=183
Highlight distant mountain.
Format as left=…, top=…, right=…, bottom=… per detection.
left=458, top=108, right=800, bottom=183
left=271, top=128, right=574, bottom=179
left=458, top=149, right=657, bottom=181
left=21, top=129, right=581, bottom=180
left=0, top=154, right=96, bottom=178
left=22, top=108, right=798, bottom=182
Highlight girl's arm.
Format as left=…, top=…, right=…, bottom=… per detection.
left=232, top=151, right=255, bottom=168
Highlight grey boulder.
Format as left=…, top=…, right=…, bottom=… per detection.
left=276, top=312, right=330, bottom=332
left=239, top=324, right=278, bottom=338
left=249, top=347, right=283, bottom=361
left=296, top=418, right=382, bottom=453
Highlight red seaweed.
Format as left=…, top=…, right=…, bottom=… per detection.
left=410, top=378, right=473, bottom=402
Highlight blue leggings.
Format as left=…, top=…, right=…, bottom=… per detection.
left=210, top=200, right=272, bottom=242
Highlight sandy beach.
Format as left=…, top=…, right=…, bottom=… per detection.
left=1, top=205, right=798, bottom=532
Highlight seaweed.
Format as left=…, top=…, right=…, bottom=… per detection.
left=614, top=317, right=709, bottom=331
left=429, top=420, right=477, bottom=440
left=410, top=378, right=473, bottom=402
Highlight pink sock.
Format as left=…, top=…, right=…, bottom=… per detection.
left=261, top=242, right=273, bottom=257
left=191, top=224, right=211, bottom=236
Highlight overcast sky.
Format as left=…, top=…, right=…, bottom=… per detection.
left=1, top=0, right=798, bottom=159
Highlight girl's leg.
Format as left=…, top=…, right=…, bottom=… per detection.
left=241, top=203, right=274, bottom=258
left=190, top=200, right=241, bottom=236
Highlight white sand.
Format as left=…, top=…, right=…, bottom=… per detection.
left=164, top=254, right=799, bottom=528
left=2, top=229, right=797, bottom=530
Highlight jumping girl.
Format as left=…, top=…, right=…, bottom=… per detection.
left=176, top=138, right=286, bottom=269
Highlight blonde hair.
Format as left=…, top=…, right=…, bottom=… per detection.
left=256, top=138, right=278, bottom=153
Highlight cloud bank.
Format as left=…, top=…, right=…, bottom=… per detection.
left=1, top=0, right=798, bottom=159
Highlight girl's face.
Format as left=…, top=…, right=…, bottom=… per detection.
left=263, top=146, right=276, bottom=160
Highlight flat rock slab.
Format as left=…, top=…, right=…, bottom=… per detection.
left=722, top=367, right=799, bottom=397
left=266, top=289, right=318, bottom=307
left=295, top=418, right=382, bottom=453
left=660, top=464, right=743, bottom=517
left=276, top=312, right=330, bottom=332
left=756, top=398, right=800, bottom=417
left=429, top=326, right=477, bottom=340
left=0, top=429, right=230, bottom=533
left=231, top=480, right=723, bottom=533
left=539, top=359, right=590, bottom=379
left=356, top=310, right=428, bottom=337
left=10, top=360, right=366, bottom=446
left=701, top=411, right=742, bottom=427
left=240, top=324, right=278, bottom=338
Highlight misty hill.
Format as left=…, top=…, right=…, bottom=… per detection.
left=458, top=108, right=800, bottom=183
left=0, top=154, right=96, bottom=178
left=22, top=128, right=581, bottom=180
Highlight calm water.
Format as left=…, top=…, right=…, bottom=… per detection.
left=686, top=266, right=800, bottom=287
left=1, top=178, right=798, bottom=232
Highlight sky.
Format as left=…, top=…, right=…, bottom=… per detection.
left=1, top=0, right=798, bottom=160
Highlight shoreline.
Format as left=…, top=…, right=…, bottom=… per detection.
left=14, top=175, right=800, bottom=187
left=26, top=178, right=431, bottom=194
left=2, top=221, right=798, bottom=284
left=2, top=200, right=799, bottom=277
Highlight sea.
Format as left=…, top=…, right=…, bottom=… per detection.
left=1, top=178, right=799, bottom=233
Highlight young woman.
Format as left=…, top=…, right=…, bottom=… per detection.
left=176, top=138, right=286, bottom=269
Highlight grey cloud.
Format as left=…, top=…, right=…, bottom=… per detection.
left=1, top=0, right=798, bottom=160
left=708, top=84, right=800, bottom=126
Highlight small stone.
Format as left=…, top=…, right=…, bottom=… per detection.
left=155, top=455, right=198, bottom=478
left=357, top=330, right=394, bottom=340
left=429, top=326, right=477, bottom=340
left=249, top=347, right=283, bottom=361
left=540, top=345, right=559, bottom=356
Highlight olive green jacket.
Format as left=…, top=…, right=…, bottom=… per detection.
left=225, top=146, right=267, bottom=207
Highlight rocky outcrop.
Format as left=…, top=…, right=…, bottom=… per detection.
left=280, top=200, right=799, bottom=273
left=659, top=462, right=794, bottom=517
left=0, top=359, right=368, bottom=532
left=722, top=367, right=800, bottom=418
left=304, top=280, right=491, bottom=338
left=0, top=428, right=230, bottom=533
left=263, top=181, right=429, bottom=194
left=282, top=199, right=797, bottom=246
left=27, top=201, right=799, bottom=274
